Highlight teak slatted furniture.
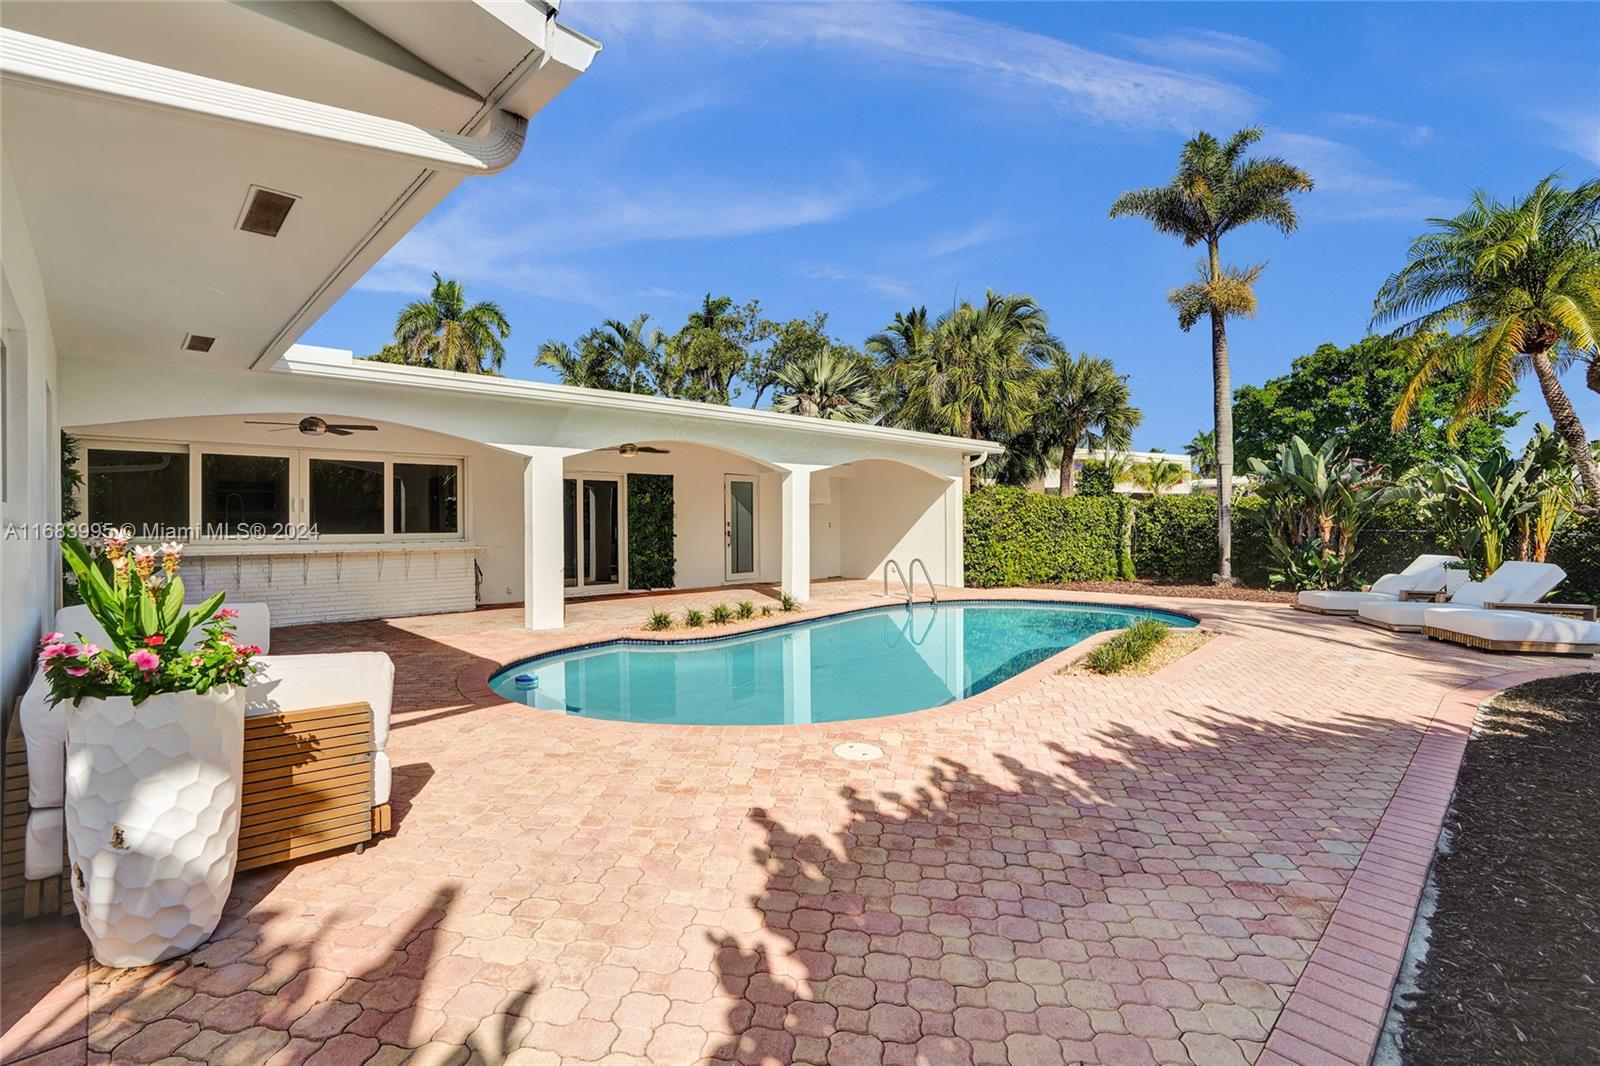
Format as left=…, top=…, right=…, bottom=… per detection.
left=1, top=701, right=390, bottom=921
left=1423, top=601, right=1600, bottom=656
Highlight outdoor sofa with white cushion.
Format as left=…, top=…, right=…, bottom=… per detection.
left=1354, top=562, right=1567, bottom=633
left=1422, top=603, right=1600, bottom=656
left=1295, top=554, right=1466, bottom=615
left=16, top=603, right=392, bottom=882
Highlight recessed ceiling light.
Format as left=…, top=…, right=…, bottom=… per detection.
left=237, top=186, right=298, bottom=237
left=182, top=334, right=216, bottom=352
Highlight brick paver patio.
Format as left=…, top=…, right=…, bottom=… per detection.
left=2, top=583, right=1590, bottom=1065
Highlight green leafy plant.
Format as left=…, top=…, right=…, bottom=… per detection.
left=1084, top=620, right=1171, bottom=675
left=710, top=603, right=733, bottom=625
left=684, top=608, right=705, bottom=629
left=626, top=473, right=675, bottom=589
left=760, top=605, right=774, bottom=617
left=61, top=432, right=84, bottom=606
left=644, top=610, right=673, bottom=632
left=736, top=601, right=755, bottom=620
left=1247, top=435, right=1391, bottom=589
left=1076, top=461, right=1117, bottom=497
left=1128, top=458, right=1186, bottom=496
left=964, top=487, right=1124, bottom=587
left=43, top=533, right=260, bottom=706
left=778, top=593, right=799, bottom=612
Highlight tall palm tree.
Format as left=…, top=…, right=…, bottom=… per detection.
left=1373, top=176, right=1600, bottom=511
left=1129, top=458, right=1186, bottom=496
left=874, top=292, right=1062, bottom=488
left=535, top=330, right=618, bottom=390
left=392, top=273, right=511, bottom=374
left=1011, top=354, right=1142, bottom=495
left=1185, top=429, right=1218, bottom=477
left=595, top=314, right=663, bottom=395
left=771, top=350, right=878, bottom=422
left=1110, top=127, right=1314, bottom=581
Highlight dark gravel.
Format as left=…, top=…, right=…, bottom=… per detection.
left=1029, top=580, right=1294, bottom=604
left=1396, top=672, right=1600, bottom=1064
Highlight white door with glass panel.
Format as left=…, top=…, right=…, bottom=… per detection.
left=724, top=476, right=757, bottom=581
left=563, top=475, right=622, bottom=590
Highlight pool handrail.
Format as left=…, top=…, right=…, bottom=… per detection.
left=883, top=560, right=911, bottom=604
left=908, top=558, right=938, bottom=604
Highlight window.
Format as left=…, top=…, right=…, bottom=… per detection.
left=87, top=449, right=189, bottom=535
left=201, top=453, right=290, bottom=534
left=393, top=462, right=458, bottom=534
left=309, top=457, right=383, bottom=534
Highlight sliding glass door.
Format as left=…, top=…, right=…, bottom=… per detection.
left=563, top=475, right=622, bottom=591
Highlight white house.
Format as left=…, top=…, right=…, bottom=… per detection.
left=1028, top=449, right=1199, bottom=496
left=0, top=2, right=1001, bottom=718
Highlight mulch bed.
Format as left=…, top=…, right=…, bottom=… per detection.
left=1395, top=672, right=1600, bottom=1063
left=1031, top=579, right=1294, bottom=603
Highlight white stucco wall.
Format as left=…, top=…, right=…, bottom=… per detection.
left=837, top=460, right=962, bottom=586
left=1, top=156, right=61, bottom=719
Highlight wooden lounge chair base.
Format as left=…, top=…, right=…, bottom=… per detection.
left=1291, top=602, right=1362, bottom=616
left=1424, top=625, right=1599, bottom=657
left=1353, top=614, right=1424, bottom=633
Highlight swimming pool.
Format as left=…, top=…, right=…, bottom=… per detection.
left=489, top=600, right=1194, bottom=726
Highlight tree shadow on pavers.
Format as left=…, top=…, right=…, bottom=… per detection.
left=65, top=880, right=553, bottom=1064
left=706, top=708, right=1439, bottom=1065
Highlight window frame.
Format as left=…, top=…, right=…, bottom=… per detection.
left=77, top=437, right=467, bottom=545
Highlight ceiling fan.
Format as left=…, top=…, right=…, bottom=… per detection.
left=617, top=443, right=670, bottom=457
left=244, top=416, right=378, bottom=437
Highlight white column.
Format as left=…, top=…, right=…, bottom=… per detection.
left=778, top=465, right=817, bottom=603
left=942, top=474, right=965, bottom=588
left=521, top=449, right=566, bottom=630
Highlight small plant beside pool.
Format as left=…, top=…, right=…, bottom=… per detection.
left=710, top=604, right=733, bottom=625
left=684, top=608, right=705, bottom=628
left=1084, top=620, right=1170, bottom=674
left=645, top=610, right=672, bottom=632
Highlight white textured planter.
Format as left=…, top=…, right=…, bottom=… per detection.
left=65, top=686, right=244, bottom=967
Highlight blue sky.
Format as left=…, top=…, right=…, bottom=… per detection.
left=303, top=1, right=1600, bottom=451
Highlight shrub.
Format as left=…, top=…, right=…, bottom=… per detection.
left=710, top=603, right=733, bottom=625
left=1077, top=462, right=1116, bottom=497
left=964, top=487, right=1125, bottom=587
left=684, top=608, right=705, bottom=628
left=627, top=473, right=675, bottom=590
left=1132, top=495, right=1220, bottom=583
left=779, top=593, right=798, bottom=612
left=736, top=600, right=755, bottom=620
left=760, top=605, right=774, bottom=617
left=1083, top=620, right=1170, bottom=675
left=644, top=610, right=672, bottom=632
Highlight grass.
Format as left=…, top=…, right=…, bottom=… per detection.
left=644, top=610, right=673, bottom=632
left=710, top=604, right=733, bottom=625
left=778, top=593, right=799, bottom=612
left=736, top=600, right=755, bottom=620
left=684, top=608, right=705, bottom=629
left=1083, top=620, right=1170, bottom=675
left=760, top=606, right=774, bottom=617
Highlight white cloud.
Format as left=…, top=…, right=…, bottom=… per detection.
left=568, top=1, right=1259, bottom=131
left=1114, top=30, right=1279, bottom=73
left=796, top=263, right=915, bottom=302
left=1259, top=131, right=1458, bottom=221
left=1537, top=109, right=1600, bottom=166
left=925, top=218, right=1006, bottom=258
left=1325, top=112, right=1433, bottom=146
left=356, top=164, right=924, bottom=304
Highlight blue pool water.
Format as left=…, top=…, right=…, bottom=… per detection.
left=489, top=601, right=1194, bottom=726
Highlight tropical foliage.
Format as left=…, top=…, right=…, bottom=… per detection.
left=1231, top=337, right=1516, bottom=471
left=1004, top=354, right=1141, bottom=494
left=377, top=273, right=510, bottom=374
left=771, top=349, right=877, bottom=422
left=1084, top=620, right=1171, bottom=675
left=44, top=534, right=260, bottom=706
left=1373, top=176, right=1600, bottom=510
left=1128, top=459, right=1186, bottom=496
left=1247, top=436, right=1391, bottom=589
left=1110, top=126, right=1314, bottom=581
left=1185, top=430, right=1217, bottom=477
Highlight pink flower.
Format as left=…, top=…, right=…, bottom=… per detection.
left=64, top=666, right=89, bottom=677
left=217, top=608, right=239, bottom=620
left=145, top=634, right=166, bottom=647
left=81, top=644, right=100, bottom=657
left=40, top=632, right=64, bottom=645
left=190, top=656, right=203, bottom=668
left=237, top=644, right=262, bottom=657
left=39, top=643, right=69, bottom=662
left=128, top=649, right=160, bottom=674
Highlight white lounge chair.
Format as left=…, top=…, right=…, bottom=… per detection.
left=1422, top=603, right=1600, bottom=656
left=1355, top=562, right=1567, bottom=633
left=1295, top=554, right=1465, bottom=615
left=16, top=604, right=393, bottom=886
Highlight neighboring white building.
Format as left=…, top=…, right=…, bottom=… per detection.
left=1027, top=449, right=1199, bottom=496
left=0, top=2, right=1002, bottom=716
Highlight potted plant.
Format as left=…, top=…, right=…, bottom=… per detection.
left=40, top=532, right=261, bottom=967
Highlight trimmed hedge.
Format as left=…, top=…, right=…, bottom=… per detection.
left=626, top=473, right=675, bottom=590
left=969, top=487, right=1600, bottom=603
left=964, top=487, right=1125, bottom=586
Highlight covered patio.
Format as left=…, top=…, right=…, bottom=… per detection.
left=4, top=585, right=1587, bottom=1066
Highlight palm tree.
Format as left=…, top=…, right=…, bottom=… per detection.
left=1185, top=429, right=1218, bottom=477
left=1110, top=127, right=1314, bottom=581
left=1129, top=458, right=1186, bottom=496
left=1011, top=354, right=1142, bottom=495
left=771, top=350, right=877, bottom=422
left=595, top=314, right=662, bottom=395
left=1373, top=176, right=1600, bottom=511
left=392, top=273, right=511, bottom=374
left=873, top=292, right=1062, bottom=488
left=535, top=330, right=618, bottom=390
